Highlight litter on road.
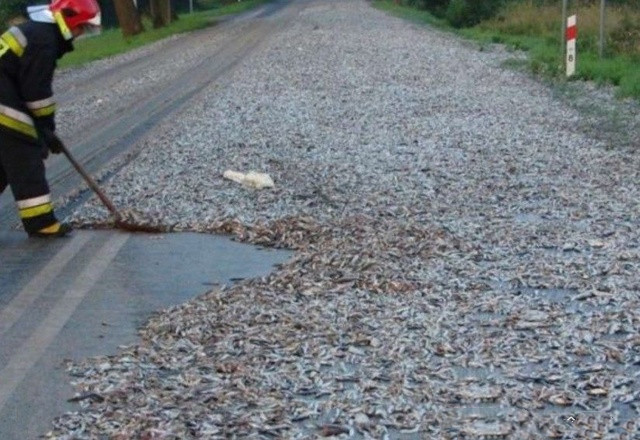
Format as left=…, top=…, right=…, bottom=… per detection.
left=223, top=169, right=275, bottom=189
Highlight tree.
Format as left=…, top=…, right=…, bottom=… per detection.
left=149, top=0, right=172, bottom=28
left=0, top=0, right=27, bottom=26
left=113, top=0, right=144, bottom=37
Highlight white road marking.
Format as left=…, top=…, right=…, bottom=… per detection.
left=0, top=233, right=129, bottom=412
left=0, top=233, right=92, bottom=337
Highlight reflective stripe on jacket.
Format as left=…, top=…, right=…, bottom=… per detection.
left=0, top=20, right=72, bottom=142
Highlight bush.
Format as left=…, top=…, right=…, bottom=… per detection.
left=395, top=0, right=450, bottom=16
left=445, top=0, right=505, bottom=28
left=445, top=0, right=469, bottom=27
left=419, top=0, right=449, bottom=15
left=0, top=0, right=27, bottom=27
left=610, top=15, right=640, bottom=58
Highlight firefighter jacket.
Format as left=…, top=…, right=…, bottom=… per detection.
left=0, top=19, right=73, bottom=143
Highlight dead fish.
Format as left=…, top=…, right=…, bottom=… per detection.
left=318, top=424, right=350, bottom=436
left=67, top=392, right=105, bottom=403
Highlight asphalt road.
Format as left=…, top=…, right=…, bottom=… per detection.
left=0, top=0, right=299, bottom=230
left=0, top=2, right=296, bottom=437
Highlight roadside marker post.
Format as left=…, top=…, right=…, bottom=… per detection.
left=562, top=0, right=568, bottom=58
left=566, top=15, right=577, bottom=77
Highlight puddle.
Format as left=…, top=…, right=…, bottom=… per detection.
left=488, top=280, right=597, bottom=313
left=0, top=230, right=293, bottom=440
left=453, top=366, right=504, bottom=381
left=386, top=428, right=424, bottom=439
left=67, top=231, right=294, bottom=338
left=612, top=402, right=639, bottom=426
left=457, top=404, right=511, bottom=419
left=488, top=280, right=576, bottom=300
left=293, top=413, right=427, bottom=440
left=514, top=213, right=544, bottom=224
left=515, top=286, right=575, bottom=303
left=513, top=214, right=592, bottom=232
left=108, top=231, right=292, bottom=305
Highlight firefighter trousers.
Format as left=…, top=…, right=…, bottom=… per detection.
left=0, top=135, right=58, bottom=233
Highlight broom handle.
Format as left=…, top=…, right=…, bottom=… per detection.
left=58, top=143, right=121, bottom=219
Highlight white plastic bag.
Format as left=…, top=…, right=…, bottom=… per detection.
left=223, top=170, right=274, bottom=189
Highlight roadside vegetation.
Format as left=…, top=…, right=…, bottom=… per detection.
left=374, top=0, right=640, bottom=100
left=60, top=0, right=268, bottom=68
left=1, top=0, right=269, bottom=69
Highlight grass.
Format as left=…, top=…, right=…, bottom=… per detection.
left=372, top=0, right=449, bottom=28
left=59, top=0, right=269, bottom=68
left=372, top=0, right=640, bottom=100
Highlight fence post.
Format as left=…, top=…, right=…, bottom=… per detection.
left=599, top=0, right=606, bottom=58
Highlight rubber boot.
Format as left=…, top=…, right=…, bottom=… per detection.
left=28, top=222, right=73, bottom=238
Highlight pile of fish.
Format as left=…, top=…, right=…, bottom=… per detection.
left=51, top=0, right=640, bottom=438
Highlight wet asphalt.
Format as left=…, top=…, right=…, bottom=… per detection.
left=0, top=229, right=291, bottom=439
left=0, top=2, right=297, bottom=437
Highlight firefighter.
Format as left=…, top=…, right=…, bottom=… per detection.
left=0, top=0, right=101, bottom=237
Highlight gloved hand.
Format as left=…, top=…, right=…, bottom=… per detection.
left=41, top=129, right=65, bottom=154
left=40, top=143, right=49, bottom=160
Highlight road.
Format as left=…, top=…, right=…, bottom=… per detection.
left=0, top=2, right=296, bottom=438
left=4, top=0, right=640, bottom=437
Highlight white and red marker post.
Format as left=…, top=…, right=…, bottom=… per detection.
left=566, top=15, right=577, bottom=77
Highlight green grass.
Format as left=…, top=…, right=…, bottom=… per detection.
left=372, top=0, right=640, bottom=101
left=59, top=0, right=269, bottom=68
left=462, top=25, right=566, bottom=76
left=372, top=0, right=448, bottom=29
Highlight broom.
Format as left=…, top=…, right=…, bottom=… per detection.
left=58, top=142, right=164, bottom=233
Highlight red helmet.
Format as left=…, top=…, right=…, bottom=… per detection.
left=50, top=0, right=101, bottom=34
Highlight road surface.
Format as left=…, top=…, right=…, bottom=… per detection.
left=0, top=2, right=296, bottom=438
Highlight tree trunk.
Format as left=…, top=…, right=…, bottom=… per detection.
left=113, top=0, right=144, bottom=37
left=150, top=0, right=171, bottom=28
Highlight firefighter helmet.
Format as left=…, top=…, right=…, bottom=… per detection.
left=49, top=0, right=101, bottom=34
